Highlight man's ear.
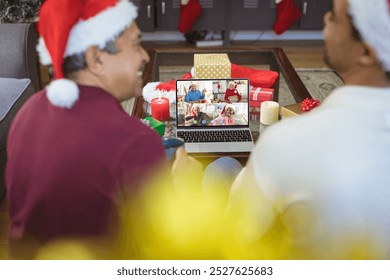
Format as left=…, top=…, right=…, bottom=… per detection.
left=358, top=43, right=379, bottom=67
left=84, top=46, right=105, bottom=75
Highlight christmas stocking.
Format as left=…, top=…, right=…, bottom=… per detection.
left=273, top=0, right=301, bottom=35
left=178, top=0, right=203, bottom=34
left=231, top=64, right=279, bottom=88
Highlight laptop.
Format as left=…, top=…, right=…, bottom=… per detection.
left=175, top=78, right=254, bottom=153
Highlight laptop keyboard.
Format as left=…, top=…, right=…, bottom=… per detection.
left=177, top=130, right=252, bottom=143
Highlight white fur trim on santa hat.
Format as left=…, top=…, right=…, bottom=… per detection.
left=66, top=0, right=137, bottom=56
left=142, top=82, right=176, bottom=104
left=37, top=0, right=137, bottom=64
left=348, top=0, right=390, bottom=71
left=225, top=104, right=235, bottom=111
left=37, top=37, right=52, bottom=66
left=46, top=79, right=79, bottom=109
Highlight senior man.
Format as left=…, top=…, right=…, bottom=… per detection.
left=5, top=0, right=166, bottom=258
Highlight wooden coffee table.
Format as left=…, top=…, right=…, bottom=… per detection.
left=133, top=48, right=310, bottom=162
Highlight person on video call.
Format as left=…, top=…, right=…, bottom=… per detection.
left=184, top=104, right=211, bottom=126
left=184, top=83, right=206, bottom=102
left=5, top=0, right=168, bottom=258
left=224, top=81, right=242, bottom=102
left=230, top=0, right=390, bottom=258
left=213, top=104, right=237, bottom=126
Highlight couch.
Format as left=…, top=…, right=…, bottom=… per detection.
left=0, top=23, right=40, bottom=203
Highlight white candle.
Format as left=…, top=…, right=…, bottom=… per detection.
left=260, top=101, right=279, bottom=125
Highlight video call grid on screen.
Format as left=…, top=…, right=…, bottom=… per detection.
left=176, top=79, right=250, bottom=127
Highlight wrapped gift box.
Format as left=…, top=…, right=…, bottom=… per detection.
left=142, top=117, right=165, bottom=137
left=249, top=87, right=274, bottom=108
left=281, top=103, right=304, bottom=119
left=194, top=53, right=231, bottom=78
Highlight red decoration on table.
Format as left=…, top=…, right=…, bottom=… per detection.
left=300, top=98, right=321, bottom=112
left=151, top=95, right=170, bottom=121
left=249, top=87, right=274, bottom=107
left=231, top=64, right=279, bottom=88
left=156, top=72, right=192, bottom=92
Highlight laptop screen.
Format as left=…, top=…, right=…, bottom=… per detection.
left=176, top=79, right=250, bottom=127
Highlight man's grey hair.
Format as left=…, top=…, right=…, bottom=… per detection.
left=62, top=39, right=119, bottom=77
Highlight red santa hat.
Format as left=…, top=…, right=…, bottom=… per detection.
left=348, top=0, right=390, bottom=71
left=191, top=104, right=201, bottom=116
left=37, top=0, right=138, bottom=109
left=221, top=103, right=235, bottom=115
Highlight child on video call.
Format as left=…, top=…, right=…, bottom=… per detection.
left=224, top=81, right=242, bottom=102
left=213, top=104, right=237, bottom=126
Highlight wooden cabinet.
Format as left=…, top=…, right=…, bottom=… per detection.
left=133, top=0, right=179, bottom=31
left=134, top=0, right=227, bottom=31
left=229, top=0, right=330, bottom=31
left=191, top=0, right=228, bottom=30
left=230, top=0, right=278, bottom=30
left=155, top=0, right=180, bottom=30
left=298, top=0, right=332, bottom=30
left=133, top=0, right=332, bottom=46
left=133, top=0, right=154, bottom=32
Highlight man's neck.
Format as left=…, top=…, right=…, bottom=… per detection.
left=68, top=71, right=117, bottom=96
left=341, top=67, right=390, bottom=88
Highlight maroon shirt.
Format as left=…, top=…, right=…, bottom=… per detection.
left=6, top=85, right=165, bottom=246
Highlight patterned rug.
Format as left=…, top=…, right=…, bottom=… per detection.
left=279, top=68, right=344, bottom=106
left=158, top=66, right=344, bottom=106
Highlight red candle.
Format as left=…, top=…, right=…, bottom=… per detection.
left=151, top=96, right=170, bottom=121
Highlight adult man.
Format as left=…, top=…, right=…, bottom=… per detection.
left=231, top=0, right=390, bottom=258
left=5, top=0, right=165, bottom=257
left=184, top=105, right=211, bottom=126
left=184, top=83, right=206, bottom=102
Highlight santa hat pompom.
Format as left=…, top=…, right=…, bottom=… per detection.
left=47, top=79, right=79, bottom=109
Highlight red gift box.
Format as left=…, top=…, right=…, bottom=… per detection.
left=249, top=87, right=274, bottom=108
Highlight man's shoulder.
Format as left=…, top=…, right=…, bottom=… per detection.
left=22, top=89, right=47, bottom=107
left=257, top=107, right=336, bottom=149
left=10, top=89, right=47, bottom=124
